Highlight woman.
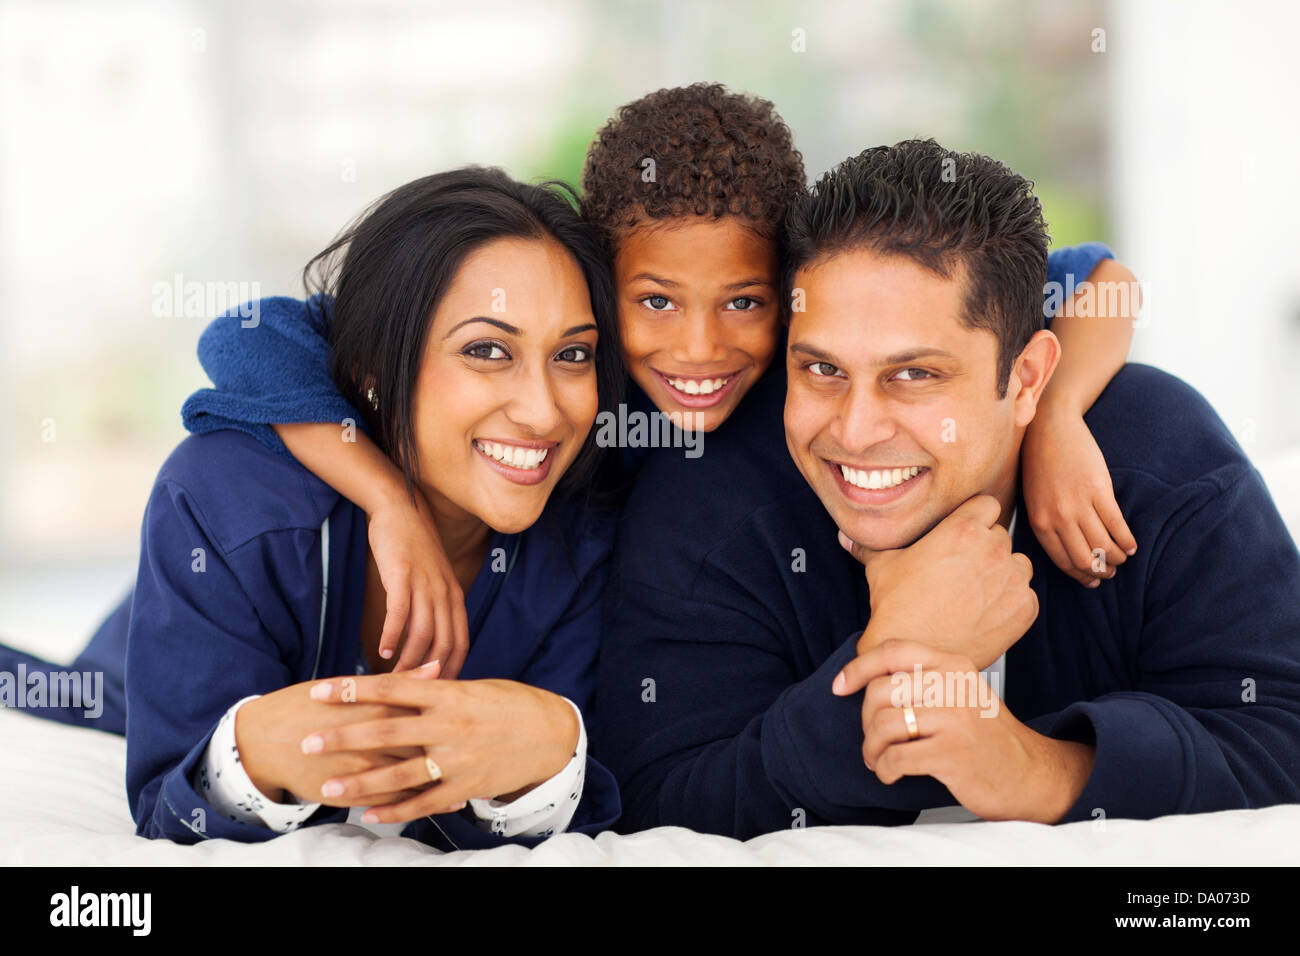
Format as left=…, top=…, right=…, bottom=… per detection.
left=1, top=167, right=623, bottom=850
left=185, top=85, right=1141, bottom=673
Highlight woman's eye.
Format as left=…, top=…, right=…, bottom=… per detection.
left=808, top=361, right=843, bottom=378
left=725, top=296, right=760, bottom=311
left=463, top=342, right=509, bottom=361
left=556, top=345, right=593, bottom=364
left=894, top=367, right=933, bottom=381
left=641, top=295, right=674, bottom=312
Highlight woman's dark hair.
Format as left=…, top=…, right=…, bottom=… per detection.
left=581, top=83, right=807, bottom=252
left=303, top=166, right=622, bottom=503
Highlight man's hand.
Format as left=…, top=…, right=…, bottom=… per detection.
left=833, top=639, right=1096, bottom=823
left=840, top=494, right=1038, bottom=671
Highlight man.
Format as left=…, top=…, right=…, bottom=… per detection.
left=595, top=139, right=1300, bottom=838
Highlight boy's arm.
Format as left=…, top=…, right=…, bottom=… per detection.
left=273, top=423, right=469, bottom=676
left=1040, top=257, right=1139, bottom=417
left=1024, top=255, right=1141, bottom=585
left=183, top=297, right=469, bottom=676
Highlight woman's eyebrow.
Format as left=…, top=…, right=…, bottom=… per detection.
left=722, top=278, right=774, bottom=291
left=443, top=316, right=522, bottom=339
left=443, top=317, right=597, bottom=339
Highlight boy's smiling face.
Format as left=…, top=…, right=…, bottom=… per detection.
left=613, top=216, right=781, bottom=432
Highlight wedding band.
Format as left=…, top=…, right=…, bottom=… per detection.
left=425, top=757, right=443, bottom=782
left=902, top=706, right=920, bottom=740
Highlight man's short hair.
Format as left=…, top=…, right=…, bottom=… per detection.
left=781, top=138, right=1050, bottom=396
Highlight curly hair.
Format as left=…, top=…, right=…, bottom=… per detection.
left=581, top=83, right=806, bottom=248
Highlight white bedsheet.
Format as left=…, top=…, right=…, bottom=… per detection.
left=3, top=707, right=1297, bottom=866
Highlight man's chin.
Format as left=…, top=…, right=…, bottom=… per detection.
left=823, top=501, right=935, bottom=555
left=842, top=526, right=922, bottom=554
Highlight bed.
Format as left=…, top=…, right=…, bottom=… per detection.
left=3, top=449, right=1300, bottom=866
left=3, top=686, right=1299, bottom=866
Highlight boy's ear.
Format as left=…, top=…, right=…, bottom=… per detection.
left=1011, top=329, right=1061, bottom=428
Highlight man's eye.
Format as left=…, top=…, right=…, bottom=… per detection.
left=556, top=345, right=593, bottom=364
left=463, top=342, right=509, bottom=360
left=641, top=295, right=674, bottom=311
left=895, top=367, right=933, bottom=381
left=725, top=296, right=760, bottom=311
left=808, top=361, right=843, bottom=378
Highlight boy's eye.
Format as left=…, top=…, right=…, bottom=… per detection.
left=463, top=341, right=509, bottom=361
left=556, top=345, right=594, bottom=364
left=807, top=361, right=844, bottom=378
left=894, top=367, right=933, bottom=381
left=641, top=295, right=674, bottom=312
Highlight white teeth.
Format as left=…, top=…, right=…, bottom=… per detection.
left=475, top=440, right=549, bottom=470
left=666, top=376, right=728, bottom=396
left=838, top=465, right=922, bottom=491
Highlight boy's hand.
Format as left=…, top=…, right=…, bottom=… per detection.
left=1021, top=407, right=1137, bottom=587
left=366, top=490, right=470, bottom=677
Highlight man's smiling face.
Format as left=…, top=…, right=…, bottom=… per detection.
left=784, top=247, right=1040, bottom=552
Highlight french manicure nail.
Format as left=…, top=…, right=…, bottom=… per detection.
left=309, top=682, right=331, bottom=700
left=321, top=780, right=344, bottom=797
left=362, top=811, right=379, bottom=823
left=380, top=648, right=394, bottom=659
left=832, top=672, right=846, bottom=695
left=301, top=734, right=324, bottom=754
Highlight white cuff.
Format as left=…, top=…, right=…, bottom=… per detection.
left=192, top=694, right=322, bottom=832
left=466, top=697, right=587, bottom=839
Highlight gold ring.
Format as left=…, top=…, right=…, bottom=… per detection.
left=425, top=757, right=443, bottom=782
left=902, top=706, right=920, bottom=740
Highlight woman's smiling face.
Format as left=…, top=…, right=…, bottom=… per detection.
left=411, top=235, right=600, bottom=533
left=614, top=216, right=781, bottom=432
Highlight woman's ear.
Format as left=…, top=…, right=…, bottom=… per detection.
left=1011, top=329, right=1062, bottom=428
